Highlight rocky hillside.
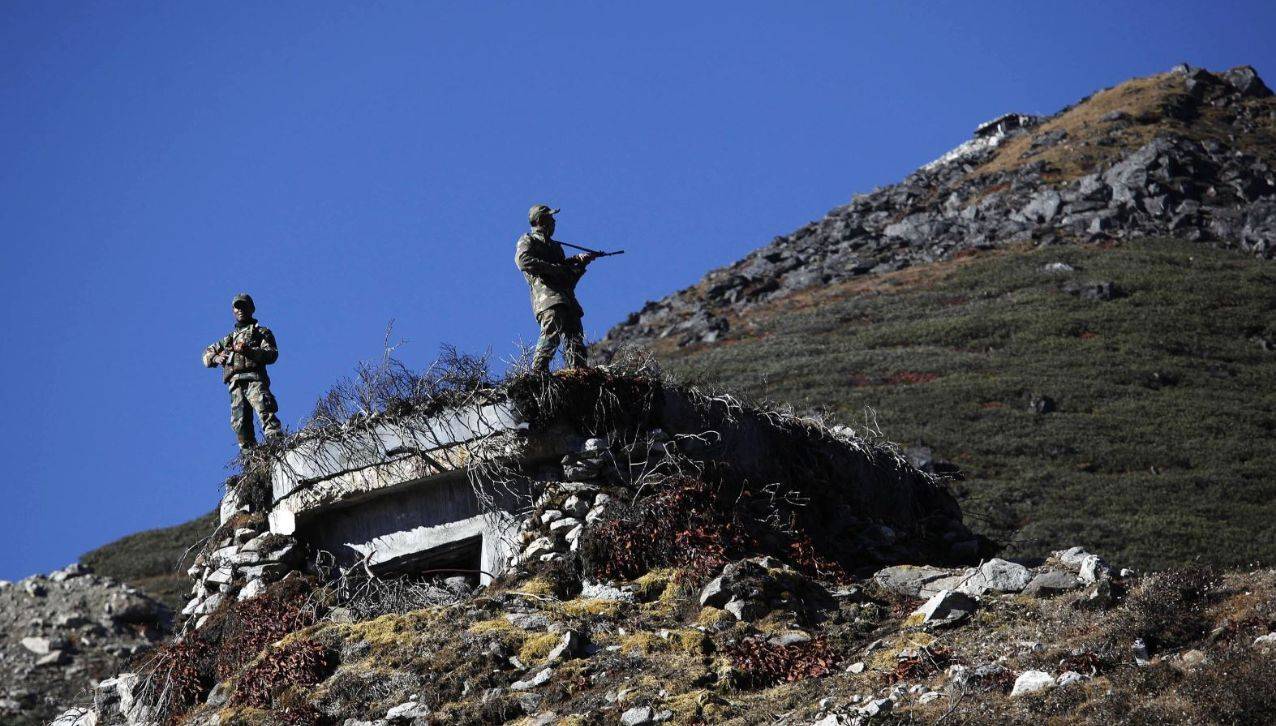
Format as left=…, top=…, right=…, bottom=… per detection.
left=596, top=64, right=1276, bottom=570
left=598, top=64, right=1274, bottom=352
left=0, top=564, right=170, bottom=726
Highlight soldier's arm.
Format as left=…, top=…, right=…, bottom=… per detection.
left=202, top=336, right=230, bottom=367
left=238, top=328, right=279, bottom=365
left=515, top=239, right=579, bottom=283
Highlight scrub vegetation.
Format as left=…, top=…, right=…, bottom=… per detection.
left=658, top=237, right=1276, bottom=570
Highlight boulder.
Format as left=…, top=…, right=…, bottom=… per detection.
left=1078, top=555, right=1112, bottom=584
left=1023, top=569, right=1080, bottom=597
left=698, top=577, right=729, bottom=608
left=956, top=559, right=1033, bottom=596
left=873, top=565, right=960, bottom=598
left=1011, top=670, right=1055, bottom=697
left=910, top=590, right=976, bottom=626
left=21, top=636, right=62, bottom=655
left=1222, top=65, right=1273, bottom=98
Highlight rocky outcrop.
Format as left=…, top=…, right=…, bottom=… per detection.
left=179, top=509, right=305, bottom=629
left=0, top=564, right=168, bottom=725
left=597, top=64, right=1276, bottom=353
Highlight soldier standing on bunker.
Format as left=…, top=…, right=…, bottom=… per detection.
left=516, top=205, right=599, bottom=372
left=202, top=294, right=282, bottom=449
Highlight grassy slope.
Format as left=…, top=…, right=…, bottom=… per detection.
left=80, top=510, right=218, bottom=609
left=654, top=238, right=1276, bottom=570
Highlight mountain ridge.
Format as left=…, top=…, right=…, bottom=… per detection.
left=595, top=64, right=1275, bottom=355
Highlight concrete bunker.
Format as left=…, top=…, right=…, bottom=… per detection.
left=260, top=371, right=980, bottom=586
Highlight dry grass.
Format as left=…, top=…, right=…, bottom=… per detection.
left=976, top=70, right=1276, bottom=182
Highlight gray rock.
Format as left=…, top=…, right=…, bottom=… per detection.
left=21, top=636, right=63, bottom=655
left=239, top=562, right=287, bottom=580
left=1222, top=65, right=1273, bottom=98
left=548, top=517, right=582, bottom=534
left=1057, top=671, right=1084, bottom=687
left=237, top=578, right=267, bottom=602
left=912, top=590, right=976, bottom=625
left=579, top=581, right=635, bottom=602
left=545, top=630, right=585, bottom=663
left=562, top=494, right=590, bottom=518
left=1023, top=570, right=1080, bottom=597
left=386, top=701, right=431, bottom=721
left=1077, top=579, right=1114, bottom=610
left=620, top=706, right=657, bottom=725
left=206, top=681, right=232, bottom=707
left=698, top=576, right=729, bottom=608
left=505, top=612, right=551, bottom=630
left=1078, top=555, right=1112, bottom=584
left=204, top=566, right=234, bottom=586
left=873, top=565, right=958, bottom=598
left=104, top=592, right=160, bottom=623
left=511, top=667, right=553, bottom=690
left=956, top=558, right=1033, bottom=595
left=1022, top=191, right=1062, bottom=223
left=1011, top=670, right=1055, bottom=697
left=521, top=537, right=557, bottom=561
left=724, top=597, right=767, bottom=621
left=769, top=630, right=811, bottom=646
left=860, top=698, right=893, bottom=716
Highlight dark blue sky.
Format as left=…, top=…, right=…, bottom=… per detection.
left=2, top=1, right=1273, bottom=581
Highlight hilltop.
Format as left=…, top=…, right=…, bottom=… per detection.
left=597, top=64, right=1276, bottom=570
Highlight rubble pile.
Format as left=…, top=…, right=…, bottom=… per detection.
left=179, top=497, right=306, bottom=628
left=598, top=64, right=1276, bottom=351
left=0, top=564, right=168, bottom=725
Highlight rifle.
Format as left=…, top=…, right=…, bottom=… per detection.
left=559, top=241, right=625, bottom=258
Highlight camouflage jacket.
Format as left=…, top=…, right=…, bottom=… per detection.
left=202, top=320, right=279, bottom=386
left=515, top=231, right=585, bottom=317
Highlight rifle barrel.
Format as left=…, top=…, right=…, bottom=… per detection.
left=560, top=240, right=623, bottom=256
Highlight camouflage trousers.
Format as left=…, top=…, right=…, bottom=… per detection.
left=229, top=379, right=282, bottom=448
left=532, top=304, right=587, bottom=372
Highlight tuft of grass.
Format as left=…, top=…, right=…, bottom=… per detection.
left=558, top=597, right=627, bottom=619
left=517, top=632, right=560, bottom=664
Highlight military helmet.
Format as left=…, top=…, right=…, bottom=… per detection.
left=528, top=204, right=560, bottom=225
left=232, top=293, right=255, bottom=312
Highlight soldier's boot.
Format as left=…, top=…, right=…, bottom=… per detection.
left=259, top=411, right=283, bottom=440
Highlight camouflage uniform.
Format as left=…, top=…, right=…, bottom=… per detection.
left=515, top=207, right=588, bottom=371
left=203, top=295, right=282, bottom=448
